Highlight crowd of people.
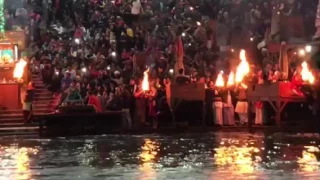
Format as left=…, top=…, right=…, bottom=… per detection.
left=7, top=0, right=318, bottom=127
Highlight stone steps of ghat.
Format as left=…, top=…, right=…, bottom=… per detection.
left=0, top=122, right=38, bottom=128
left=0, top=126, right=39, bottom=135
left=0, top=73, right=56, bottom=135
left=0, top=109, right=51, bottom=115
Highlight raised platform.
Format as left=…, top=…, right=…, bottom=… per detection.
left=247, top=82, right=306, bottom=129
left=0, top=83, right=22, bottom=109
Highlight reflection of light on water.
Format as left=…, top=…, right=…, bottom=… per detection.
left=0, top=146, right=38, bottom=180
left=214, top=139, right=261, bottom=174
left=139, top=139, right=159, bottom=179
left=297, top=146, right=320, bottom=172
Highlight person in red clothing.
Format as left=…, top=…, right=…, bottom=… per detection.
left=291, top=66, right=304, bottom=96
left=88, top=91, right=102, bottom=112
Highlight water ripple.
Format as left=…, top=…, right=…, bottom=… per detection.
left=0, top=133, right=320, bottom=179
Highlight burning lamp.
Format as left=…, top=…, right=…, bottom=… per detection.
left=250, top=37, right=254, bottom=42
left=298, top=49, right=306, bottom=56
left=111, top=52, right=116, bottom=57
left=169, top=69, right=174, bottom=74
left=189, top=7, right=194, bottom=11
left=55, top=71, right=59, bottom=75
left=215, top=71, right=225, bottom=88
left=142, top=69, right=150, bottom=92
left=182, top=32, right=186, bottom=37
left=74, top=38, right=80, bottom=44
left=107, top=66, right=111, bottom=70
left=305, top=45, right=312, bottom=53
left=13, top=59, right=27, bottom=80
left=196, top=21, right=201, bottom=26
left=81, top=67, right=87, bottom=72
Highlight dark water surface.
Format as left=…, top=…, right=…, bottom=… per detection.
left=1, top=132, right=320, bottom=180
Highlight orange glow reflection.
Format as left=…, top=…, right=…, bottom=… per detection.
left=214, top=139, right=261, bottom=174
left=139, top=139, right=159, bottom=179
left=0, top=146, right=38, bottom=180
left=297, top=146, right=319, bottom=172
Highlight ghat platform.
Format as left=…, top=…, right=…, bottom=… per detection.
left=247, top=82, right=305, bottom=130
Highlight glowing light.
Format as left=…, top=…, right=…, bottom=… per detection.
left=189, top=7, right=194, bottom=11
left=169, top=69, right=174, bottom=74
left=13, top=59, right=27, bottom=79
left=107, top=66, right=111, bottom=70
left=111, top=52, right=116, bottom=57
left=74, top=38, right=80, bottom=44
left=305, top=45, right=312, bottom=53
left=301, top=61, right=315, bottom=84
left=298, top=49, right=306, bottom=56
left=215, top=71, right=225, bottom=87
left=142, top=69, right=150, bottom=91
left=235, top=50, right=250, bottom=83
left=227, top=71, right=235, bottom=86
left=250, top=37, right=254, bottom=42
left=196, top=21, right=201, bottom=26
left=81, top=67, right=86, bottom=72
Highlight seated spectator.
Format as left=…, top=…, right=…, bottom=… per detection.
left=61, top=72, right=72, bottom=90
left=64, top=80, right=82, bottom=103
left=88, top=91, right=103, bottom=112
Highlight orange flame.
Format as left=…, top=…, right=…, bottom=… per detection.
left=215, top=71, right=225, bottom=87
left=227, top=71, right=235, bottom=86
left=301, top=61, right=315, bottom=84
left=13, top=59, right=27, bottom=79
left=235, top=50, right=250, bottom=83
left=142, top=69, right=150, bottom=91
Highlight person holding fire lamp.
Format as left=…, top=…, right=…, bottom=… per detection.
left=290, top=66, right=304, bottom=96
left=23, top=82, right=34, bottom=123
left=134, top=69, right=150, bottom=127
left=145, top=86, right=158, bottom=129
left=235, top=83, right=248, bottom=125
left=213, top=71, right=224, bottom=126
left=234, top=49, right=250, bottom=125
left=134, top=83, right=147, bottom=127
left=222, top=72, right=236, bottom=126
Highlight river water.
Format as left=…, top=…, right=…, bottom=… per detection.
left=0, top=132, right=320, bottom=180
